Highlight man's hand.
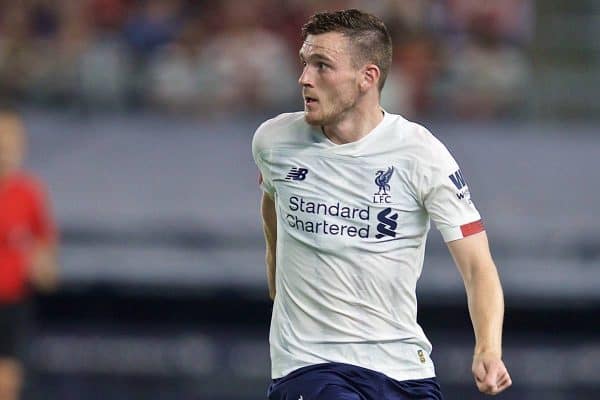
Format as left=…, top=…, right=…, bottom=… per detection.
left=472, top=352, right=512, bottom=395
left=29, top=244, right=59, bottom=292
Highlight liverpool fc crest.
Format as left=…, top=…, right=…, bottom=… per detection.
left=373, top=167, right=394, bottom=203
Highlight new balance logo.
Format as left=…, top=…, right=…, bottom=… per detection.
left=449, top=169, right=467, bottom=190
left=286, top=167, right=309, bottom=181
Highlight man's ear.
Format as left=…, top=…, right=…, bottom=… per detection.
left=361, top=64, right=381, bottom=92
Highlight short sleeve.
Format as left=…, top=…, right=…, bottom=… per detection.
left=257, top=167, right=276, bottom=197
left=421, top=137, right=484, bottom=242
left=252, top=121, right=276, bottom=197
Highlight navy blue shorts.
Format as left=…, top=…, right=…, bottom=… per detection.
left=0, top=301, right=31, bottom=361
left=267, top=362, right=444, bottom=400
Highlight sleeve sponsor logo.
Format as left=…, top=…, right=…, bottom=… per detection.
left=449, top=169, right=472, bottom=203
left=448, top=169, right=467, bottom=190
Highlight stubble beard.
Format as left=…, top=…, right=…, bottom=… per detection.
left=304, top=95, right=357, bottom=127
left=304, top=111, right=328, bottom=126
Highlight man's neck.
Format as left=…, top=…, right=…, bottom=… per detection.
left=0, top=168, right=17, bottom=182
left=322, top=104, right=384, bottom=145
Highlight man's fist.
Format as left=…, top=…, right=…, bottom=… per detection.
left=472, top=353, right=512, bottom=395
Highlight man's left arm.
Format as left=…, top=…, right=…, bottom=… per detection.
left=28, top=181, right=59, bottom=293
left=447, top=231, right=512, bottom=395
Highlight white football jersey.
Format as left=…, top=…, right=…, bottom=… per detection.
left=252, top=111, right=483, bottom=382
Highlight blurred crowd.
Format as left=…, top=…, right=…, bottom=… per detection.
left=0, top=0, right=532, bottom=119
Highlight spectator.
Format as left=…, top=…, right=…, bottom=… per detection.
left=197, top=0, right=297, bottom=114
left=0, top=4, right=34, bottom=100
left=147, top=16, right=205, bottom=113
left=444, top=12, right=530, bottom=118
left=123, top=0, right=183, bottom=57
left=26, top=1, right=91, bottom=105
left=0, top=108, right=59, bottom=400
left=382, top=31, right=441, bottom=118
left=0, top=0, right=534, bottom=118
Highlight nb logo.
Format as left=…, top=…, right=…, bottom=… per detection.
left=376, top=207, right=398, bottom=239
left=286, top=167, right=309, bottom=181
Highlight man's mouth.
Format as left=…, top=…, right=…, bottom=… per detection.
left=304, top=96, right=318, bottom=104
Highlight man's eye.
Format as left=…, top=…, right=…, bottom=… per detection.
left=318, top=62, right=327, bottom=70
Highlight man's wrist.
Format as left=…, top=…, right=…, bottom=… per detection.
left=473, top=347, right=502, bottom=358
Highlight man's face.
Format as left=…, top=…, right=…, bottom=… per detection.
left=0, top=115, right=25, bottom=176
left=298, top=32, right=362, bottom=126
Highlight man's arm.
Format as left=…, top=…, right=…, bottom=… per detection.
left=29, top=240, right=59, bottom=292
left=447, top=231, right=512, bottom=395
left=28, top=182, right=59, bottom=293
left=261, top=193, right=277, bottom=301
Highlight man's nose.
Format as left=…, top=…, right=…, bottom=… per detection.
left=298, top=66, right=313, bottom=87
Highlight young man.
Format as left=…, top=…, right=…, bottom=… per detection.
left=0, top=109, right=59, bottom=400
left=252, top=9, right=511, bottom=400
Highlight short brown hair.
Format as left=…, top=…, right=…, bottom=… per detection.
left=301, top=9, right=393, bottom=92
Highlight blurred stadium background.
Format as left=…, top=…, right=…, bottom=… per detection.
left=1, top=0, right=599, bottom=399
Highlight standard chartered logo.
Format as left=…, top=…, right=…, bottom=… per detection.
left=286, top=196, right=370, bottom=237
left=285, top=196, right=397, bottom=239
left=375, top=208, right=398, bottom=239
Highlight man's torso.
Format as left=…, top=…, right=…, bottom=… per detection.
left=253, top=112, right=481, bottom=381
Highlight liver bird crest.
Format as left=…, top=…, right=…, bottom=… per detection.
left=375, top=167, right=394, bottom=195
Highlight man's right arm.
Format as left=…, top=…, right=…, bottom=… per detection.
left=261, top=192, right=277, bottom=301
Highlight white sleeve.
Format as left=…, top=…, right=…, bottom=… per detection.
left=252, top=121, right=276, bottom=197
left=420, top=137, right=484, bottom=242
